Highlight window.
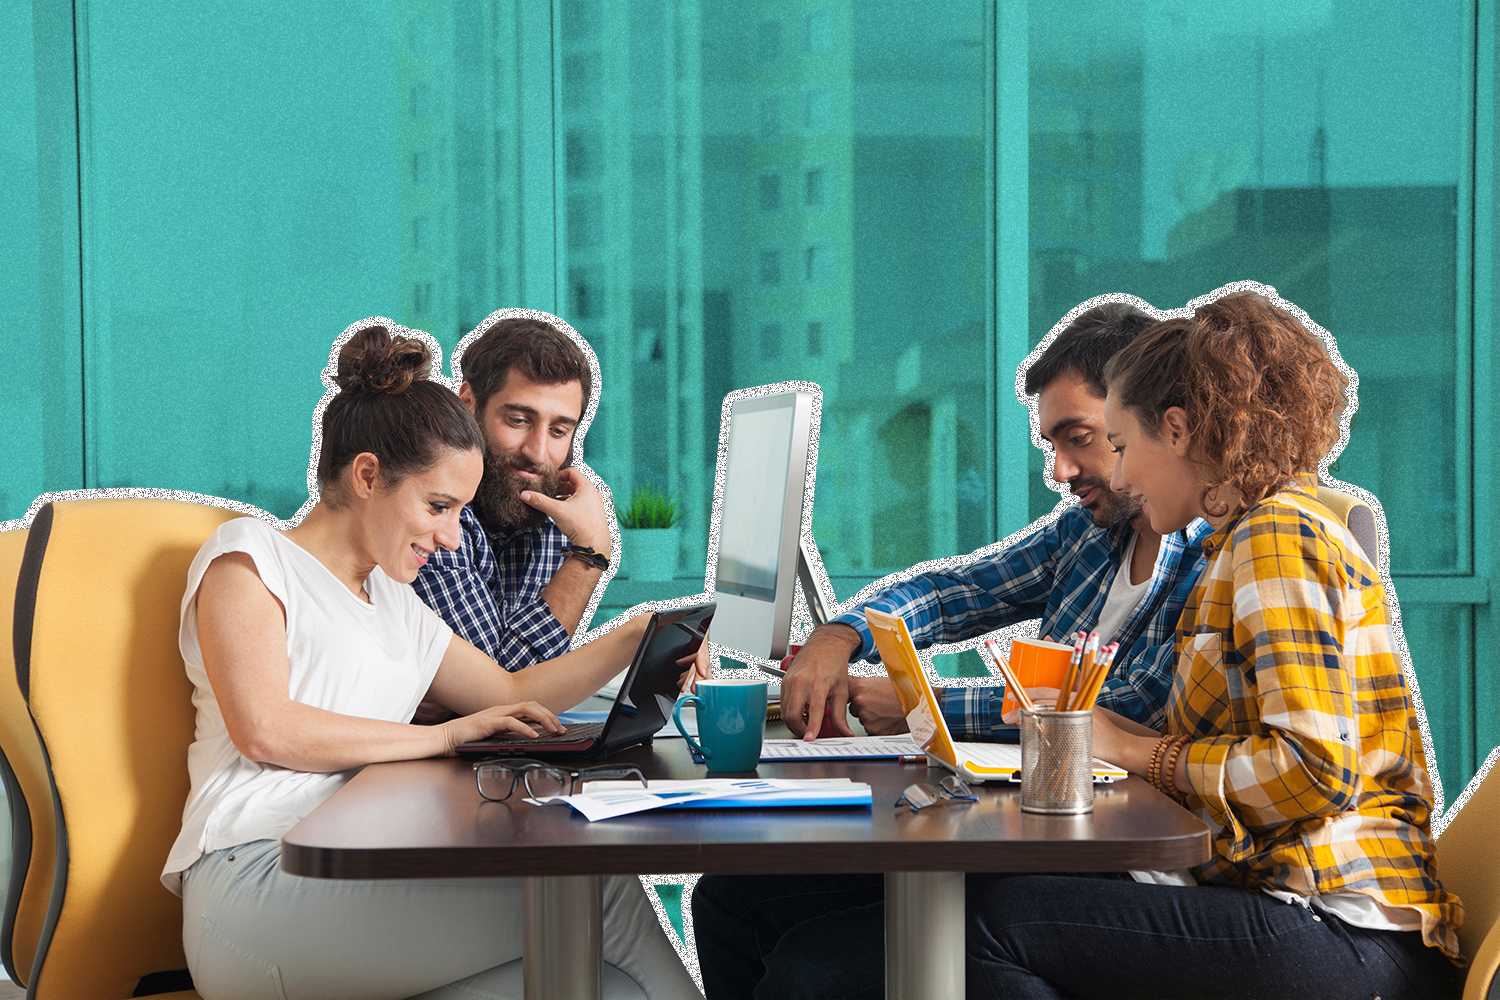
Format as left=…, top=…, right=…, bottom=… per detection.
left=806, top=320, right=826, bottom=358
left=756, top=19, right=784, bottom=64
left=567, top=195, right=597, bottom=248
left=413, top=281, right=434, bottom=316
left=757, top=247, right=783, bottom=287
left=758, top=321, right=785, bottom=360
left=757, top=171, right=784, bottom=213
left=565, top=130, right=595, bottom=180
left=1028, top=0, right=1470, bottom=791
left=804, top=165, right=830, bottom=207
left=569, top=267, right=602, bottom=319
left=756, top=94, right=783, bottom=141
left=409, top=83, right=429, bottom=120
left=804, top=244, right=833, bottom=285
left=11, top=0, right=1488, bottom=801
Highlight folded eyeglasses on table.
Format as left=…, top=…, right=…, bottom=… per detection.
left=474, top=758, right=649, bottom=802
left=895, top=774, right=979, bottom=813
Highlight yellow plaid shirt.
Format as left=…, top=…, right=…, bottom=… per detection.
left=1166, top=480, right=1464, bottom=961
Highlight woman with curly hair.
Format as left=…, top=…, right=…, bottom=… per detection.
left=965, top=292, right=1466, bottom=999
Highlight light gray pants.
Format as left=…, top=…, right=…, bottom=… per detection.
left=181, top=839, right=701, bottom=1000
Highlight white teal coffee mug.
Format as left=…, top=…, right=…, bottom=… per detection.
left=673, top=678, right=767, bottom=772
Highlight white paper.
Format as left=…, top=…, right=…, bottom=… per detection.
left=531, top=778, right=865, bottom=821
left=759, top=735, right=926, bottom=759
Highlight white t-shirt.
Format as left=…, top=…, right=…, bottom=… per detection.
left=1092, top=533, right=1155, bottom=646
left=161, top=517, right=453, bottom=894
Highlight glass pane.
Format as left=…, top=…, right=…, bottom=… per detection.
left=1, top=3, right=48, bottom=522
left=79, top=1, right=523, bottom=518
left=557, top=0, right=991, bottom=583
left=1027, top=0, right=1463, bottom=574
left=1401, top=602, right=1472, bottom=801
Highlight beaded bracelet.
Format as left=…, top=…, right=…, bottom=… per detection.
left=1146, top=735, right=1172, bottom=793
left=1154, top=736, right=1181, bottom=797
left=1157, top=736, right=1190, bottom=803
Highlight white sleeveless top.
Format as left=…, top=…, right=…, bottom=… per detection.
left=161, top=517, right=453, bottom=894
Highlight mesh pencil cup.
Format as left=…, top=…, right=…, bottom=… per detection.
left=1019, top=708, right=1094, bottom=814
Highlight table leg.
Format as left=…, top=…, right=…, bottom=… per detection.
left=524, top=874, right=602, bottom=1000
left=885, top=871, right=965, bottom=1000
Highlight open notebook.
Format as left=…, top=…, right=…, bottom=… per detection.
left=864, top=608, right=1128, bottom=785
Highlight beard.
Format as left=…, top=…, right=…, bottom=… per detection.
left=1070, top=475, right=1143, bottom=530
left=471, top=449, right=562, bottom=533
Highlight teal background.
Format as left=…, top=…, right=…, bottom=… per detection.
left=5, top=0, right=1499, bottom=953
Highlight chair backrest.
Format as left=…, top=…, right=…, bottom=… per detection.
left=1435, top=749, right=1500, bottom=1000
left=1315, top=485, right=1381, bottom=569
left=13, top=498, right=240, bottom=998
left=1, top=525, right=60, bottom=989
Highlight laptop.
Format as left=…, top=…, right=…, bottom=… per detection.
left=864, top=608, right=1127, bottom=785
left=454, top=603, right=716, bottom=759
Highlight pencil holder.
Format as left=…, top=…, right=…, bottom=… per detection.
left=1019, top=708, right=1094, bottom=814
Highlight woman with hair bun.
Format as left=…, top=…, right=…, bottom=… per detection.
left=965, top=294, right=1465, bottom=998
left=163, top=325, right=699, bottom=999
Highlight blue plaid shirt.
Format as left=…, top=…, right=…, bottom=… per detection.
left=411, top=505, right=571, bottom=671
left=834, top=506, right=1211, bottom=734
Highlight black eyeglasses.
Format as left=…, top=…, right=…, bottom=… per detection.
left=895, top=775, right=978, bottom=813
left=473, top=758, right=649, bottom=802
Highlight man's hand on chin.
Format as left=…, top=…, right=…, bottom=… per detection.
left=520, top=468, right=611, bottom=555
left=848, top=676, right=910, bottom=735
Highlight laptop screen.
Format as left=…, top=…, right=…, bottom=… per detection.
left=599, top=603, right=716, bottom=748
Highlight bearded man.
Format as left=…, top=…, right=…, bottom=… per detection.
left=412, top=315, right=612, bottom=674
left=781, top=301, right=1211, bottom=740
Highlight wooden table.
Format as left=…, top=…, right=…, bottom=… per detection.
left=283, top=734, right=1210, bottom=999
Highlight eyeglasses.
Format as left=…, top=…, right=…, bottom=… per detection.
left=895, top=775, right=978, bottom=813
left=474, top=758, right=649, bottom=802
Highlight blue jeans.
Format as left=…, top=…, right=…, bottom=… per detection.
left=692, top=873, right=1464, bottom=1000
left=692, top=873, right=884, bottom=1000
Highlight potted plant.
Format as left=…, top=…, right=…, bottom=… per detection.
left=616, top=486, right=682, bottom=581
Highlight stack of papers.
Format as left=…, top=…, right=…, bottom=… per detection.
left=530, top=777, right=871, bottom=821
left=759, top=735, right=925, bottom=760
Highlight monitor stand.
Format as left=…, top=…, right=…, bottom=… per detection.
left=795, top=534, right=834, bottom=628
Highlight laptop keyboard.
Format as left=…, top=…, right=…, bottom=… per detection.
left=954, top=741, right=1024, bottom=769
left=485, top=721, right=605, bottom=745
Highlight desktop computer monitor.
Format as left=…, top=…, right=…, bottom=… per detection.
left=707, top=388, right=819, bottom=661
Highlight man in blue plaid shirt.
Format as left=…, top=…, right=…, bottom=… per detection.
left=697, top=304, right=1213, bottom=999
left=412, top=317, right=612, bottom=681
left=781, top=303, right=1209, bottom=740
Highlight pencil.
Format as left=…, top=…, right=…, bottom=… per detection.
left=984, top=639, right=1035, bottom=713
left=1069, top=632, right=1099, bottom=712
left=1074, top=643, right=1106, bottom=711
left=1057, top=632, right=1085, bottom=712
left=1077, top=642, right=1118, bottom=711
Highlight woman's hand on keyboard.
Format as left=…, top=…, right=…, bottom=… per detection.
left=440, top=703, right=566, bottom=756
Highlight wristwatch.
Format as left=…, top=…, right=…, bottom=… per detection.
left=565, top=545, right=610, bottom=571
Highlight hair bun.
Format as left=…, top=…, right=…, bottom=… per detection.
left=335, top=325, right=431, bottom=395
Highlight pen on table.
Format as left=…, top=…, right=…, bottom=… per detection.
left=896, top=755, right=927, bottom=763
